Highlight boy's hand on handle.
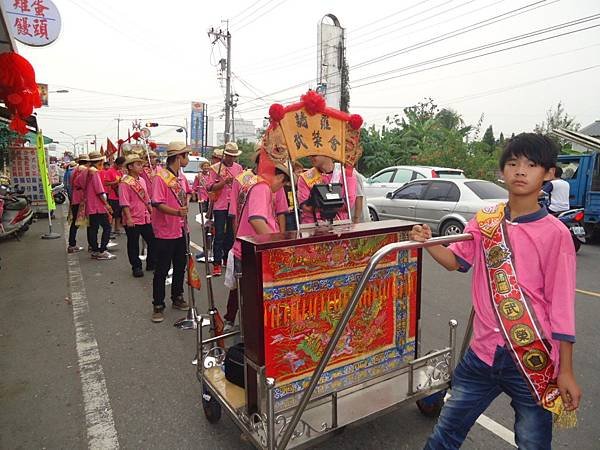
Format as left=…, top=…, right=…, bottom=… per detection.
left=557, top=372, right=581, bottom=411
left=179, top=206, right=188, bottom=217
left=409, top=224, right=432, bottom=242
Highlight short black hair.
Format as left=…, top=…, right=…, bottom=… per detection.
left=554, top=166, right=563, bottom=178
left=499, top=133, right=558, bottom=170
left=115, top=156, right=126, bottom=166
left=275, top=167, right=290, bottom=182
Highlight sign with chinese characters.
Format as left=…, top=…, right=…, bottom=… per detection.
left=5, top=0, right=61, bottom=47
left=260, top=231, right=419, bottom=410
left=190, top=101, right=205, bottom=152
left=279, top=107, right=346, bottom=163
left=9, top=145, right=48, bottom=212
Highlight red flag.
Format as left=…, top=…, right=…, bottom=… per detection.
left=100, top=145, right=105, bottom=156
left=106, top=138, right=118, bottom=157
left=187, top=254, right=202, bottom=289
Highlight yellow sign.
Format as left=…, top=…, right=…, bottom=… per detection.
left=279, top=108, right=346, bottom=162
left=36, top=131, right=55, bottom=211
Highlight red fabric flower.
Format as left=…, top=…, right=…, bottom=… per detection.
left=349, top=114, right=363, bottom=130
left=301, top=90, right=326, bottom=115
left=149, top=141, right=157, bottom=150
left=131, top=131, right=141, bottom=141
left=269, top=103, right=285, bottom=122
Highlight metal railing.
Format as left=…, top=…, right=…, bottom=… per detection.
left=277, top=233, right=473, bottom=449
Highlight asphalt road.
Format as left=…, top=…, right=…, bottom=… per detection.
left=1, top=208, right=599, bottom=450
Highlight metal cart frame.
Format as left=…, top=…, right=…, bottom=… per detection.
left=192, top=233, right=473, bottom=449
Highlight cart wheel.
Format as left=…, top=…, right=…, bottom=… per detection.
left=416, top=390, right=446, bottom=418
left=202, top=390, right=222, bottom=423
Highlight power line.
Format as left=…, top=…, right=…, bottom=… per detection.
left=230, top=0, right=264, bottom=21
left=230, top=0, right=282, bottom=31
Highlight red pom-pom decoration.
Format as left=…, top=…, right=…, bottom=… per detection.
left=149, top=141, right=157, bottom=150
left=301, top=90, right=326, bottom=115
left=269, top=103, right=285, bottom=122
left=349, top=114, right=363, bottom=130
left=117, top=139, right=124, bottom=146
left=9, top=115, right=28, bottom=134
left=131, top=131, right=141, bottom=141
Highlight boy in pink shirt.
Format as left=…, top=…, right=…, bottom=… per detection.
left=222, top=163, right=291, bottom=330
left=119, top=154, right=155, bottom=278
left=411, top=133, right=580, bottom=449
left=103, top=156, right=126, bottom=236
left=150, top=142, right=192, bottom=323
left=207, top=142, right=244, bottom=276
left=85, top=152, right=116, bottom=260
left=297, top=154, right=356, bottom=224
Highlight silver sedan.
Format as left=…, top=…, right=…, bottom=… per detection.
left=367, top=178, right=508, bottom=235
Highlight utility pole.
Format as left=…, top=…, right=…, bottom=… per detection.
left=115, top=115, right=121, bottom=141
left=208, top=22, right=232, bottom=144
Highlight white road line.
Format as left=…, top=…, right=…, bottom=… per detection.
left=64, top=218, right=120, bottom=449
left=477, top=414, right=516, bottom=447
left=576, top=288, right=600, bottom=298
left=189, top=240, right=203, bottom=252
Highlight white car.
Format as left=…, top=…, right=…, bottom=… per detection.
left=367, top=178, right=507, bottom=235
left=363, top=165, right=465, bottom=199
left=182, top=155, right=209, bottom=186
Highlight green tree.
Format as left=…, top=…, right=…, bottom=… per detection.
left=534, top=101, right=580, bottom=134
left=482, top=125, right=495, bottom=151
left=235, top=139, right=256, bottom=168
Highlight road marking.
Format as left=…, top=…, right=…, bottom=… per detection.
left=190, top=240, right=203, bottom=252
left=63, top=217, right=120, bottom=449
left=476, top=414, right=516, bottom=447
left=576, top=288, right=600, bottom=298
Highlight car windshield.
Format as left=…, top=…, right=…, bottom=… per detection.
left=465, top=181, right=508, bottom=199
left=183, top=160, right=204, bottom=173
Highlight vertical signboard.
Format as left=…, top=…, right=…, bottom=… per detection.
left=190, top=101, right=205, bottom=152
left=9, top=145, right=46, bottom=212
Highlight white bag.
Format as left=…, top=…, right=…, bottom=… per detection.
left=224, top=249, right=236, bottom=290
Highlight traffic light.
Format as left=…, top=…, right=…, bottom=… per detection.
left=145, top=122, right=159, bottom=127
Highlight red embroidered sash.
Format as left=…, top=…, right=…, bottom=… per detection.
left=476, top=203, right=575, bottom=425
left=121, top=175, right=146, bottom=202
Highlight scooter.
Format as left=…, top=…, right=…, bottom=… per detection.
left=557, top=208, right=586, bottom=252
left=51, top=182, right=67, bottom=204
left=0, top=183, right=34, bottom=240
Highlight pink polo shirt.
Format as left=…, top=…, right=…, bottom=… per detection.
left=274, top=187, right=289, bottom=216
left=85, top=169, right=108, bottom=215
left=102, top=166, right=121, bottom=201
left=192, top=173, right=209, bottom=202
left=119, top=176, right=151, bottom=225
left=71, top=166, right=87, bottom=205
left=448, top=207, right=576, bottom=376
left=207, top=162, right=243, bottom=211
left=233, top=182, right=279, bottom=259
left=151, top=168, right=191, bottom=239
left=297, top=169, right=356, bottom=223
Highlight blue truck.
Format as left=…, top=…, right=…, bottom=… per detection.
left=557, top=151, right=600, bottom=238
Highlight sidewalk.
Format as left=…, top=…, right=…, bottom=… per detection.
left=0, top=209, right=86, bottom=449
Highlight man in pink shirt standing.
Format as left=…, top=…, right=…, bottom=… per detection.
left=67, top=154, right=89, bottom=253
left=119, top=154, right=155, bottom=278
left=103, top=156, right=126, bottom=236
left=150, top=142, right=192, bottom=323
left=207, top=142, right=243, bottom=276
left=297, top=154, right=356, bottom=225
left=85, top=152, right=116, bottom=260
left=411, top=133, right=581, bottom=449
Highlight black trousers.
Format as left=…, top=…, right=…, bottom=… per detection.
left=152, top=235, right=186, bottom=308
left=125, top=223, right=155, bottom=270
left=87, top=213, right=111, bottom=252
left=68, top=204, right=80, bottom=247
left=213, top=209, right=234, bottom=265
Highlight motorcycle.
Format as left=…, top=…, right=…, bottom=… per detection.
left=0, top=183, right=34, bottom=240
left=51, top=182, right=67, bottom=205
left=557, top=208, right=586, bottom=253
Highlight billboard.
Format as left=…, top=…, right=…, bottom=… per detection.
left=190, top=102, right=205, bottom=152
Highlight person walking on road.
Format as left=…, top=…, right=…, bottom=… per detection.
left=207, top=142, right=243, bottom=276
left=85, top=152, right=116, bottom=260
left=119, top=154, right=155, bottom=278
left=411, top=133, right=581, bottom=450
left=150, top=142, right=192, bottom=323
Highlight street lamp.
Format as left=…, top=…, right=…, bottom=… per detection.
left=58, top=131, right=97, bottom=156
left=145, top=122, right=188, bottom=144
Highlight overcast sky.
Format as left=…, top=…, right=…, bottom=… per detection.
left=14, top=0, right=600, bottom=149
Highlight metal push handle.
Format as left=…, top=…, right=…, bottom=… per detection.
left=277, top=232, right=473, bottom=449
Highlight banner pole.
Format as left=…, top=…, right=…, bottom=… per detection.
left=38, top=130, right=60, bottom=239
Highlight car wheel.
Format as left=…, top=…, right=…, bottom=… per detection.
left=441, top=220, right=464, bottom=236
left=369, top=207, right=379, bottom=221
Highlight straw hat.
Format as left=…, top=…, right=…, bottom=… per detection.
left=212, top=148, right=224, bottom=159
left=166, top=141, right=190, bottom=157
left=125, top=153, right=144, bottom=167
left=77, top=154, right=89, bottom=163
left=87, top=151, right=105, bottom=162
left=148, top=150, right=158, bottom=158
left=68, top=161, right=77, bottom=168
left=223, top=142, right=242, bottom=157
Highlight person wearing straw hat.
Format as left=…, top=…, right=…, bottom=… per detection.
left=85, top=152, right=116, bottom=260
left=210, top=148, right=224, bottom=165
left=206, top=141, right=243, bottom=276
left=150, top=141, right=192, bottom=323
left=120, top=154, right=156, bottom=278
left=66, top=154, right=89, bottom=253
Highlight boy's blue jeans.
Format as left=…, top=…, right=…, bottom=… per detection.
left=424, top=346, right=552, bottom=450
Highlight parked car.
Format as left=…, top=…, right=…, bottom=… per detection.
left=182, top=155, right=209, bottom=186
left=363, top=165, right=465, bottom=199
left=367, top=178, right=507, bottom=235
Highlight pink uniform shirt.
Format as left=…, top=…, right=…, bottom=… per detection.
left=102, top=166, right=121, bottom=201
left=448, top=207, right=576, bottom=376
left=85, top=169, right=108, bottom=215
left=192, top=173, right=210, bottom=202
left=71, top=167, right=87, bottom=205
left=297, top=169, right=357, bottom=223
left=207, top=162, right=243, bottom=211
left=233, top=182, right=279, bottom=259
left=274, top=187, right=289, bottom=216
left=119, top=176, right=151, bottom=225
left=151, top=169, right=191, bottom=239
